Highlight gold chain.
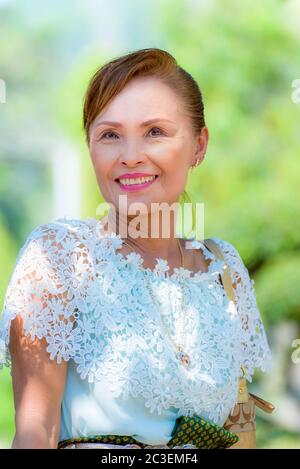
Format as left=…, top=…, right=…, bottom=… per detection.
left=121, top=236, right=191, bottom=369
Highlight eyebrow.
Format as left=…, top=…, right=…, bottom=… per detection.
left=94, top=118, right=176, bottom=128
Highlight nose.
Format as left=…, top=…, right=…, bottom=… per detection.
left=119, top=138, right=147, bottom=167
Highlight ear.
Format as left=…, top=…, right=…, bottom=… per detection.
left=193, top=126, right=209, bottom=165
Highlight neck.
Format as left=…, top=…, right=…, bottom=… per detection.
left=101, top=210, right=183, bottom=260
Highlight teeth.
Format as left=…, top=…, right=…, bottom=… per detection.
left=119, top=175, right=156, bottom=185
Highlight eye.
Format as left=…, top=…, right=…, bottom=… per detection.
left=148, top=127, right=164, bottom=137
left=100, top=130, right=117, bottom=140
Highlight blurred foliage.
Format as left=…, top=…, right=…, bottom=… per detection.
left=53, top=50, right=107, bottom=218
left=256, top=415, right=300, bottom=449
left=0, top=0, right=299, bottom=450
left=0, top=369, right=14, bottom=449
left=0, top=215, right=17, bottom=303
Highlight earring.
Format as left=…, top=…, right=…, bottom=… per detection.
left=191, top=153, right=205, bottom=170
left=191, top=158, right=201, bottom=169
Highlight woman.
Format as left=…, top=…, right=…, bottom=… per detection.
left=0, top=48, right=272, bottom=449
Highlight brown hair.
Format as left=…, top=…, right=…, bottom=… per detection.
left=83, top=48, right=206, bottom=145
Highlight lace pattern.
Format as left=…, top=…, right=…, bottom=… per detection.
left=0, top=217, right=272, bottom=426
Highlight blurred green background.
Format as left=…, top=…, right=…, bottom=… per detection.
left=0, top=0, right=300, bottom=449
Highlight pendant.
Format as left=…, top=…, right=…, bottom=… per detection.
left=176, top=348, right=190, bottom=368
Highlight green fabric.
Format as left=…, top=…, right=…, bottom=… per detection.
left=58, top=415, right=239, bottom=449
left=167, top=415, right=239, bottom=449
left=58, top=434, right=147, bottom=449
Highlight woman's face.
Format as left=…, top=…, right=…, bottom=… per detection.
left=88, top=76, right=208, bottom=216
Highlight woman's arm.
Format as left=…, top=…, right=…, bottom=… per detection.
left=12, top=422, right=56, bottom=449
left=9, top=314, right=68, bottom=449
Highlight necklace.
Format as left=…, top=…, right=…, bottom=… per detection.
left=121, top=236, right=191, bottom=369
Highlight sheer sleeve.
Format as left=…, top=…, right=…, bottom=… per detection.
left=0, top=220, right=83, bottom=374
left=212, top=238, right=273, bottom=383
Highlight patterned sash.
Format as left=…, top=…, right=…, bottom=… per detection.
left=58, top=415, right=239, bottom=449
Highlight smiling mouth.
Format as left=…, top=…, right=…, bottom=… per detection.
left=115, top=175, right=159, bottom=189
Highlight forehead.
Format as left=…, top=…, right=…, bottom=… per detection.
left=93, top=76, right=186, bottom=125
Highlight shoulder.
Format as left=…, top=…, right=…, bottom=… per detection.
left=205, top=237, right=256, bottom=295
left=207, top=237, right=248, bottom=278
left=207, top=236, right=242, bottom=259
left=22, top=217, right=98, bottom=250
left=12, top=217, right=100, bottom=275
left=26, top=216, right=98, bottom=241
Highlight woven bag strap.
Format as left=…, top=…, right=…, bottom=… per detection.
left=202, top=238, right=236, bottom=303
left=202, top=239, right=275, bottom=414
left=202, top=237, right=247, bottom=402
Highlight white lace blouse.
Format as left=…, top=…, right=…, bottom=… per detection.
left=0, top=217, right=273, bottom=445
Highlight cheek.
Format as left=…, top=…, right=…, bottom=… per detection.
left=161, top=147, right=188, bottom=177
left=89, top=147, right=113, bottom=178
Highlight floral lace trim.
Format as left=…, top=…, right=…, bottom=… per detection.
left=93, top=220, right=222, bottom=281
left=0, top=217, right=272, bottom=426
